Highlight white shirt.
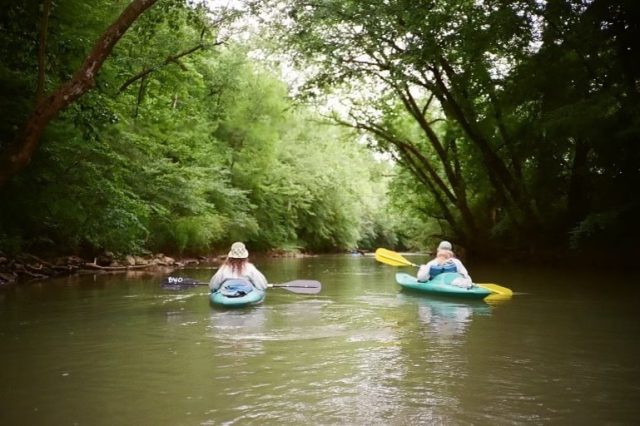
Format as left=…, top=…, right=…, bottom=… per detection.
left=417, top=258, right=471, bottom=282
left=209, top=262, right=268, bottom=291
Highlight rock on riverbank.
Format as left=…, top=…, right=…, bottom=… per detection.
left=0, top=252, right=216, bottom=286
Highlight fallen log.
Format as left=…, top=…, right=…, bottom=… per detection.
left=82, top=262, right=157, bottom=271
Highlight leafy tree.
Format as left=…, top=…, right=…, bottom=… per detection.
left=0, top=0, right=160, bottom=188
left=253, top=0, right=640, bottom=257
left=0, top=1, right=396, bottom=257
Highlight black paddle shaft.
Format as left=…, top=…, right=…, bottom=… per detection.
left=160, top=276, right=322, bottom=294
left=161, top=276, right=205, bottom=288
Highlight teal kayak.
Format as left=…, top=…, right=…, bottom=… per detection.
left=395, top=272, right=491, bottom=299
left=209, top=279, right=265, bottom=308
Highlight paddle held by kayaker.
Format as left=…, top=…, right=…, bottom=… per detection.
left=209, top=242, right=268, bottom=291
left=416, top=241, right=472, bottom=287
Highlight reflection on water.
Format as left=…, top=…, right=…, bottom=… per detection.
left=484, top=292, right=513, bottom=305
left=412, top=296, right=491, bottom=338
left=209, top=307, right=268, bottom=335
left=1, top=256, right=640, bottom=425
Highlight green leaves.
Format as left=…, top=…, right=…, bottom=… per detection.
left=0, top=0, right=395, bottom=256
left=254, top=0, right=640, bottom=256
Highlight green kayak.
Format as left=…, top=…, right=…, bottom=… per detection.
left=209, top=279, right=265, bottom=308
left=395, top=272, right=491, bottom=299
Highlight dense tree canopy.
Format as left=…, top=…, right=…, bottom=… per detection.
left=254, top=0, right=640, bottom=259
left=1, top=0, right=638, bottom=261
left=0, top=0, right=396, bottom=257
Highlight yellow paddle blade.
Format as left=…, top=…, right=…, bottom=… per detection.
left=375, top=248, right=417, bottom=267
left=484, top=293, right=513, bottom=304
left=477, top=283, right=513, bottom=296
left=375, top=248, right=513, bottom=296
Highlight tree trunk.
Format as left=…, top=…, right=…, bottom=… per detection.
left=395, top=84, right=480, bottom=236
left=36, top=0, right=52, bottom=104
left=431, top=61, right=539, bottom=227
left=566, top=138, right=591, bottom=226
left=0, top=0, right=158, bottom=189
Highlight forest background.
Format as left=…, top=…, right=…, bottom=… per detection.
left=0, top=0, right=638, bottom=265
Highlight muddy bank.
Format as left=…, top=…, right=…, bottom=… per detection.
left=0, top=249, right=318, bottom=286
left=0, top=252, right=219, bottom=286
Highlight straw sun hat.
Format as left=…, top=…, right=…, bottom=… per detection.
left=228, top=242, right=249, bottom=259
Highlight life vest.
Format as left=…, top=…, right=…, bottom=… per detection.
left=429, top=261, right=457, bottom=279
left=219, top=279, right=254, bottom=297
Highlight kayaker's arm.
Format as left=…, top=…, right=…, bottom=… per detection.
left=417, top=261, right=433, bottom=282
left=452, top=258, right=471, bottom=281
left=246, top=263, right=268, bottom=290
left=209, top=266, right=227, bottom=291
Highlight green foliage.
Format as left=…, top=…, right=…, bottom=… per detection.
left=170, top=214, right=227, bottom=254
left=256, top=0, right=640, bottom=258
left=8, top=0, right=637, bottom=262
left=0, top=0, right=395, bottom=256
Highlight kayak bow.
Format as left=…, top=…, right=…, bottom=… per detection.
left=395, top=272, right=492, bottom=299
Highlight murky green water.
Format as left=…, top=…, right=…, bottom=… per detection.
left=1, top=254, right=640, bottom=425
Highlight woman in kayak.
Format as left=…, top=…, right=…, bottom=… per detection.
left=209, top=242, right=268, bottom=291
left=417, top=240, right=472, bottom=287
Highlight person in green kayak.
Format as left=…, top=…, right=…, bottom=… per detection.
left=417, top=240, right=472, bottom=287
left=209, top=242, right=268, bottom=291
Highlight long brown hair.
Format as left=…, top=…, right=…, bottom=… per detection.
left=225, top=257, right=248, bottom=274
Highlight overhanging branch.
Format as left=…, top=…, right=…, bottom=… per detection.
left=118, top=40, right=223, bottom=93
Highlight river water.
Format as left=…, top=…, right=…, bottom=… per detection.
left=1, top=254, right=639, bottom=425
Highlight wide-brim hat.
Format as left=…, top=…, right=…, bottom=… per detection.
left=437, top=240, right=452, bottom=251
left=228, top=242, right=249, bottom=259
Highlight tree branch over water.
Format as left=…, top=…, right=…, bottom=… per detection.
left=0, top=0, right=158, bottom=189
left=118, top=31, right=226, bottom=93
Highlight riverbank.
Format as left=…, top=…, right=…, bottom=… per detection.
left=0, top=249, right=319, bottom=286
left=0, top=252, right=209, bottom=286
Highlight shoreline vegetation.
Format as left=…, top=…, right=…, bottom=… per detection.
left=2, top=2, right=638, bottom=267
left=2, top=247, right=635, bottom=287
left=0, top=249, right=318, bottom=286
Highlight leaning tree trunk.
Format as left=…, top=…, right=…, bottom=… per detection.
left=0, top=0, right=158, bottom=189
